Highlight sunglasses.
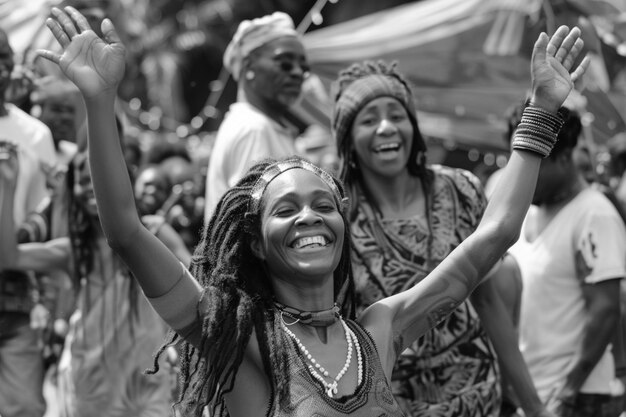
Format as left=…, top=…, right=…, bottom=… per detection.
left=271, top=56, right=311, bottom=77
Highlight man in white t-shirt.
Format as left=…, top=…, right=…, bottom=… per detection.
left=204, top=12, right=308, bottom=220
left=0, top=27, right=56, bottom=417
left=510, top=108, right=626, bottom=417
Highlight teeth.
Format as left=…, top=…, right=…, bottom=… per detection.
left=293, top=236, right=328, bottom=249
left=374, top=143, right=400, bottom=152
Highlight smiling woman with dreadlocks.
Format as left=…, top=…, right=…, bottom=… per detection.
left=33, top=6, right=589, bottom=417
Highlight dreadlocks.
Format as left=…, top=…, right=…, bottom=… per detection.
left=331, top=60, right=432, bottom=220
left=150, top=156, right=356, bottom=416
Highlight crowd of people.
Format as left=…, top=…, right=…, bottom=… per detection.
left=1, top=4, right=626, bottom=417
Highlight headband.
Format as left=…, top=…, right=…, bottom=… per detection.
left=248, top=159, right=342, bottom=214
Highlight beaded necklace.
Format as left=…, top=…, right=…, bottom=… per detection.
left=281, top=317, right=363, bottom=397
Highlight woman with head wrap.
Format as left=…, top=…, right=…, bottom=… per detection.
left=332, top=62, right=557, bottom=417
left=204, top=12, right=310, bottom=220
left=34, top=7, right=588, bottom=417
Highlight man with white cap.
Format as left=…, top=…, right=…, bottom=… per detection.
left=204, top=12, right=309, bottom=220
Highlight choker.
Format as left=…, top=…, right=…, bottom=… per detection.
left=274, top=301, right=341, bottom=327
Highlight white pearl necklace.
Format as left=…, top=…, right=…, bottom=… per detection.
left=281, top=318, right=363, bottom=398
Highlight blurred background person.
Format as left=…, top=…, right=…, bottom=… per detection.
left=134, top=163, right=172, bottom=217
left=0, top=138, right=190, bottom=417
left=606, top=131, right=626, bottom=416
left=509, top=106, right=626, bottom=417
left=203, top=11, right=309, bottom=220
left=145, top=139, right=205, bottom=251
left=0, top=27, right=55, bottom=417
left=31, top=77, right=81, bottom=172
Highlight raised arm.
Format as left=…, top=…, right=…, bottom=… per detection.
left=362, top=26, right=590, bottom=355
left=37, top=7, right=193, bottom=300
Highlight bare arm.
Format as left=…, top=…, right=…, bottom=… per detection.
left=151, top=218, right=192, bottom=267
left=361, top=26, right=590, bottom=357
left=554, top=279, right=621, bottom=409
left=0, top=143, right=72, bottom=275
left=8, top=240, right=72, bottom=273
left=38, top=7, right=191, bottom=297
left=472, top=277, right=549, bottom=417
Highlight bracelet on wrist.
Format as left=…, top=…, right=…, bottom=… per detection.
left=512, top=104, right=565, bottom=158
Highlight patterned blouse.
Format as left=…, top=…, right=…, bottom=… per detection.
left=350, top=165, right=500, bottom=416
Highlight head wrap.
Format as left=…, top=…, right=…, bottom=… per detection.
left=223, top=12, right=299, bottom=81
left=332, top=74, right=418, bottom=151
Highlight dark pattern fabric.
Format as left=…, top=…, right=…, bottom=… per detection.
left=556, top=393, right=622, bottom=417
left=351, top=165, right=501, bottom=416
left=270, top=318, right=406, bottom=416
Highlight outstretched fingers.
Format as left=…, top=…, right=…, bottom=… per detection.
left=50, top=7, right=80, bottom=40
left=562, top=38, right=584, bottom=71
left=101, top=18, right=121, bottom=45
left=571, top=55, right=590, bottom=83
left=553, top=26, right=589, bottom=83
left=48, top=6, right=93, bottom=44
left=64, top=6, right=92, bottom=33
left=554, top=26, right=581, bottom=63
left=532, top=32, right=550, bottom=66
left=545, top=25, right=570, bottom=57
left=543, top=25, right=589, bottom=82
left=45, top=16, right=70, bottom=49
left=36, top=48, right=61, bottom=65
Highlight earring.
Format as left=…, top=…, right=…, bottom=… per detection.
left=416, top=150, right=426, bottom=166
left=245, top=70, right=255, bottom=81
left=349, top=155, right=357, bottom=170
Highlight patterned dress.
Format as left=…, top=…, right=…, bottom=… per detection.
left=350, top=165, right=500, bottom=416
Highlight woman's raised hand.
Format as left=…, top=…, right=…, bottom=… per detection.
left=37, top=7, right=126, bottom=99
left=530, top=25, right=590, bottom=113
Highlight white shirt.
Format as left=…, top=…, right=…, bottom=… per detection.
left=204, top=102, right=299, bottom=220
left=0, top=104, right=56, bottom=225
left=510, top=188, right=626, bottom=400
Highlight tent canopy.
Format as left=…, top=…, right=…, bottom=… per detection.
left=301, top=0, right=626, bottom=151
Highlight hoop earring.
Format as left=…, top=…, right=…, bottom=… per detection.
left=245, top=70, right=255, bottom=81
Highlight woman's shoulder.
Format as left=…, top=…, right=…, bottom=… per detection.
left=430, top=164, right=484, bottom=195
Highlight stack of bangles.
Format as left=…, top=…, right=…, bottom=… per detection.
left=512, top=104, right=565, bottom=158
